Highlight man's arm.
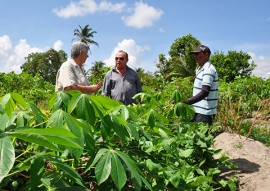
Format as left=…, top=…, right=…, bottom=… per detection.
left=183, top=85, right=210, bottom=105
left=136, top=75, right=142, bottom=93
left=65, top=82, right=102, bottom=94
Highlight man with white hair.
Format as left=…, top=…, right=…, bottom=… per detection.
left=55, top=41, right=102, bottom=94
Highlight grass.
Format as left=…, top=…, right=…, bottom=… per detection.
left=239, top=121, right=270, bottom=147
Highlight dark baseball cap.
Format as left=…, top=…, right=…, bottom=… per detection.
left=190, top=45, right=211, bottom=55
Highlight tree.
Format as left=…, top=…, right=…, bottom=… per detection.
left=156, top=34, right=201, bottom=80
left=21, top=49, right=67, bottom=84
left=210, top=50, right=256, bottom=82
left=73, top=25, right=99, bottom=53
left=135, top=67, right=154, bottom=87
left=87, top=61, right=110, bottom=84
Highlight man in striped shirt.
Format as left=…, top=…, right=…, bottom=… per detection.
left=183, top=45, right=218, bottom=125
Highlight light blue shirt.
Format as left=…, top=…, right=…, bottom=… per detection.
left=192, top=62, right=218, bottom=115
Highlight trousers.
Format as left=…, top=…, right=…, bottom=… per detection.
left=190, top=113, right=213, bottom=126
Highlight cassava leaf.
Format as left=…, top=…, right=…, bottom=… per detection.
left=111, top=152, right=127, bottom=190
left=0, top=136, right=15, bottom=182
left=95, top=151, right=112, bottom=185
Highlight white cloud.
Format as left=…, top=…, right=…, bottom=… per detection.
left=2, top=39, right=42, bottom=74
left=53, top=40, right=63, bottom=51
left=0, top=35, right=12, bottom=57
left=233, top=43, right=270, bottom=79
left=122, top=2, right=163, bottom=29
left=0, top=35, right=64, bottom=74
left=250, top=52, right=270, bottom=79
left=98, top=1, right=126, bottom=13
left=53, top=0, right=126, bottom=18
left=103, top=38, right=150, bottom=69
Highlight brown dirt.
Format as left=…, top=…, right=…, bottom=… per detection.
left=214, top=132, right=270, bottom=191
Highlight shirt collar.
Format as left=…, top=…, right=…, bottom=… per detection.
left=69, top=58, right=83, bottom=68
left=113, top=65, right=130, bottom=71
left=197, top=62, right=210, bottom=71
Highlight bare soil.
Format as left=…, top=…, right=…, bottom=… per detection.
left=214, top=132, right=270, bottom=191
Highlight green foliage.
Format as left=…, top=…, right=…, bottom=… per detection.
left=217, top=76, right=270, bottom=132
left=0, top=136, right=15, bottom=183
left=210, top=50, right=256, bottom=82
left=0, top=86, right=236, bottom=190
left=21, top=49, right=67, bottom=84
left=87, top=61, right=110, bottom=84
left=0, top=72, right=54, bottom=106
left=73, top=24, right=99, bottom=53
left=135, top=67, right=155, bottom=87
left=156, top=34, right=200, bottom=80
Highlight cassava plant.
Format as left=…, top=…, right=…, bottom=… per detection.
left=1, top=86, right=237, bottom=190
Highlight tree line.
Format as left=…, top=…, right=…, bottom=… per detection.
left=19, top=25, right=258, bottom=86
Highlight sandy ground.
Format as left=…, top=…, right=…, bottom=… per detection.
left=214, top=132, right=270, bottom=191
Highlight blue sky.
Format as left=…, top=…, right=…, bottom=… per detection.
left=0, top=0, right=270, bottom=79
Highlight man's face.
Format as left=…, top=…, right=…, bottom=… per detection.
left=194, top=52, right=208, bottom=66
left=115, top=52, right=128, bottom=69
left=80, top=50, right=89, bottom=63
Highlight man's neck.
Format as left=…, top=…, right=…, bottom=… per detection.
left=73, top=58, right=83, bottom=67
left=116, top=66, right=127, bottom=76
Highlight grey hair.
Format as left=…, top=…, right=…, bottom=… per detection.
left=71, top=42, right=89, bottom=58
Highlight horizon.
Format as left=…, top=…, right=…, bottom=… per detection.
left=1, top=0, right=270, bottom=79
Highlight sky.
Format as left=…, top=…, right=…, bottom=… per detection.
left=0, top=0, right=270, bottom=79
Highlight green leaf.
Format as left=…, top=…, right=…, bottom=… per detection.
left=10, top=131, right=60, bottom=151
left=48, top=110, right=90, bottom=159
left=169, top=170, right=181, bottom=187
left=145, top=159, right=160, bottom=173
left=115, top=150, right=142, bottom=190
left=191, top=176, right=207, bottom=187
left=172, top=90, right=181, bottom=103
left=89, top=95, right=121, bottom=112
left=11, top=111, right=32, bottom=128
left=10, top=128, right=83, bottom=151
left=11, top=93, right=28, bottom=108
left=86, top=148, right=109, bottom=172
left=112, top=105, right=129, bottom=121
left=30, top=156, right=45, bottom=189
left=174, top=102, right=186, bottom=117
left=68, top=94, right=96, bottom=126
left=95, top=151, right=112, bottom=185
left=63, top=113, right=84, bottom=159
left=0, top=136, right=15, bottom=182
left=48, top=158, right=84, bottom=187
left=49, top=91, right=71, bottom=111
left=0, top=114, right=11, bottom=131
left=227, top=177, right=237, bottom=191
left=126, top=123, right=139, bottom=141
left=47, top=110, right=65, bottom=129
left=0, top=93, right=14, bottom=117
left=179, top=148, right=194, bottom=158
left=146, top=109, right=155, bottom=127
left=111, top=152, right=127, bottom=190
left=110, top=115, right=129, bottom=141
left=28, top=103, right=45, bottom=125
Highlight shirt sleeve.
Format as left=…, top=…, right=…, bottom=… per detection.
left=102, top=71, right=112, bottom=96
left=183, top=85, right=210, bottom=105
left=202, top=67, right=215, bottom=86
left=58, top=64, right=77, bottom=89
left=135, top=73, right=142, bottom=93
